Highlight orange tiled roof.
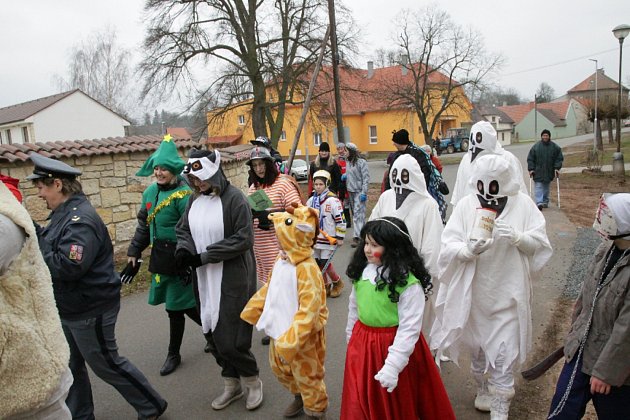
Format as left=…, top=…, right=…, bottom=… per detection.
left=207, top=134, right=243, bottom=146
left=310, top=63, right=458, bottom=116
left=166, top=127, right=191, bottom=138
left=497, top=101, right=571, bottom=125
left=0, top=135, right=204, bottom=163
left=568, top=71, right=628, bottom=93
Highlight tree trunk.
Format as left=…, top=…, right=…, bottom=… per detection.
left=596, top=118, right=603, bottom=151
left=607, top=118, right=615, bottom=145
left=250, top=76, right=268, bottom=138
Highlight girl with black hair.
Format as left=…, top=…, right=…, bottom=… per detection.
left=341, top=217, right=455, bottom=420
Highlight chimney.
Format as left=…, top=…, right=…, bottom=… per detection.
left=367, top=61, right=374, bottom=79
left=401, top=55, right=408, bottom=76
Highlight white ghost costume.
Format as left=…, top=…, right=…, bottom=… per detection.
left=370, top=154, right=443, bottom=278
left=451, top=121, right=527, bottom=207
left=430, top=154, right=552, bottom=389
left=369, top=154, right=443, bottom=332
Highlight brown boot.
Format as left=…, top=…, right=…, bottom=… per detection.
left=329, top=279, right=344, bottom=298
left=283, top=394, right=303, bottom=418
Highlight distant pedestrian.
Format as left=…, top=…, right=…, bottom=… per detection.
left=307, top=141, right=342, bottom=195
left=527, top=129, right=564, bottom=211
left=345, top=142, right=370, bottom=248
left=548, top=193, right=630, bottom=420
left=29, top=152, right=168, bottom=420
left=336, top=143, right=351, bottom=227
left=341, top=217, right=455, bottom=420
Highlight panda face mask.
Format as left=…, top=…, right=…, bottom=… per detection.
left=183, top=150, right=221, bottom=182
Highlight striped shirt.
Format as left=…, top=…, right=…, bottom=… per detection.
left=248, top=176, right=302, bottom=284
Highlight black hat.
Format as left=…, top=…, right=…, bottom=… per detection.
left=392, top=129, right=410, bottom=145
left=26, top=152, right=82, bottom=180
left=319, top=142, right=330, bottom=152
left=541, top=129, right=551, bottom=137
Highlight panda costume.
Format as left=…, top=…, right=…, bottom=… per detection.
left=451, top=121, right=527, bottom=207
left=430, top=154, right=552, bottom=419
left=175, top=149, right=263, bottom=411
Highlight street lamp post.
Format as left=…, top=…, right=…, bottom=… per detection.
left=589, top=58, right=598, bottom=149
left=612, top=23, right=630, bottom=176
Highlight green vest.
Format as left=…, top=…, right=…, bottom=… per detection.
left=355, top=273, right=420, bottom=327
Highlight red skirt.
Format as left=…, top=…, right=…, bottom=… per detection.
left=340, top=322, right=455, bottom=420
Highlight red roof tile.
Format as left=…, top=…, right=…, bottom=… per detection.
left=207, top=134, right=243, bottom=146
left=497, top=101, right=572, bottom=125
left=568, top=70, right=629, bottom=93
left=0, top=135, right=202, bottom=163
left=167, top=127, right=191, bottom=138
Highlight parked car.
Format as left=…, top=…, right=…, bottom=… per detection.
left=439, top=127, right=470, bottom=154
left=283, top=159, right=308, bottom=180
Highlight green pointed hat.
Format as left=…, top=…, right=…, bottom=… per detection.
left=136, top=134, right=186, bottom=176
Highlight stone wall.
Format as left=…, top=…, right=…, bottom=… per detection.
left=1, top=148, right=250, bottom=255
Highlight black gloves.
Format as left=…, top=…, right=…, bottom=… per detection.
left=179, top=266, right=194, bottom=286
left=252, top=209, right=272, bottom=231
left=120, top=259, right=143, bottom=284
left=175, top=249, right=202, bottom=270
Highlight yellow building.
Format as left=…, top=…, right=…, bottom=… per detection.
left=207, top=63, right=472, bottom=157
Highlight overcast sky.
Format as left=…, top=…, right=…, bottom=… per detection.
left=2, top=0, right=629, bottom=114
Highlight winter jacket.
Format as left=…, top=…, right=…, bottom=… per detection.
left=564, top=242, right=630, bottom=386
left=346, top=158, right=370, bottom=195
left=0, top=183, right=70, bottom=418
left=37, top=193, right=120, bottom=320
left=527, top=140, right=563, bottom=183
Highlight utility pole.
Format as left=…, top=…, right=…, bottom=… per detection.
left=328, top=0, right=345, bottom=145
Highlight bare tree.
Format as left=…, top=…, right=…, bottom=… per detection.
left=477, top=86, right=523, bottom=107
left=375, top=7, right=503, bottom=142
left=55, top=28, right=134, bottom=118
left=139, top=0, right=356, bottom=146
left=535, top=82, right=555, bottom=103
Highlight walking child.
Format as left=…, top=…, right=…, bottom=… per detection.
left=307, top=170, right=346, bottom=297
left=341, top=217, right=455, bottom=420
left=241, top=203, right=329, bottom=419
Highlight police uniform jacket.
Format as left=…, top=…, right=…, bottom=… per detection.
left=38, top=193, right=121, bottom=320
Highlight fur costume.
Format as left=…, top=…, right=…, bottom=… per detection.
left=241, top=203, right=329, bottom=414
left=0, top=182, right=70, bottom=418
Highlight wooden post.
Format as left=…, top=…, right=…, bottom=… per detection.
left=286, top=26, right=331, bottom=173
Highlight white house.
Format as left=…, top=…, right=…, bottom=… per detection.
left=0, top=89, right=130, bottom=145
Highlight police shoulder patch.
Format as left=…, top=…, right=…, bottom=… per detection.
left=69, top=244, right=84, bottom=261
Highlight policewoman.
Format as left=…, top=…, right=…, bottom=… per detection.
left=126, top=135, right=203, bottom=376
left=29, top=152, right=168, bottom=420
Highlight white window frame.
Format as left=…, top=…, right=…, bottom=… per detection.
left=314, top=132, right=322, bottom=146
left=368, top=125, right=378, bottom=144
left=5, top=129, right=11, bottom=145
left=280, top=130, right=287, bottom=141
left=238, top=115, right=245, bottom=125
left=0, top=131, right=3, bottom=145
left=22, top=126, right=29, bottom=143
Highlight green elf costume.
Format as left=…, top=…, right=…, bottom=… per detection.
left=127, top=135, right=203, bottom=376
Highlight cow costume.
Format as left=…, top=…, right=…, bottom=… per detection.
left=175, top=149, right=263, bottom=411
left=451, top=121, right=527, bottom=207
left=430, top=154, right=552, bottom=420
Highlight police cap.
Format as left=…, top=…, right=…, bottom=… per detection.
left=26, top=152, right=82, bottom=180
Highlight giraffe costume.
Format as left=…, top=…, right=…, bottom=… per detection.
left=241, top=203, right=329, bottom=417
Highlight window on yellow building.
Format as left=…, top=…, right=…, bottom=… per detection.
left=280, top=130, right=286, bottom=141
left=238, top=115, right=245, bottom=125
left=314, top=132, right=322, bottom=146
left=369, top=126, right=377, bottom=144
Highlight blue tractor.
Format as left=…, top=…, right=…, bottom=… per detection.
left=438, top=128, right=470, bottom=154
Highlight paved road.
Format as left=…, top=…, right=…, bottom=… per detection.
left=91, top=131, right=610, bottom=419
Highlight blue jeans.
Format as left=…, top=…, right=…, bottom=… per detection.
left=548, top=354, right=630, bottom=419
left=534, top=181, right=550, bottom=206
left=62, top=304, right=167, bottom=420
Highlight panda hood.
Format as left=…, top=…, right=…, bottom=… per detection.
left=182, top=149, right=229, bottom=195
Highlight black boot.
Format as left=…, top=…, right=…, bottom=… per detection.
left=160, top=353, right=181, bottom=376
left=344, top=209, right=352, bottom=228
left=204, top=332, right=213, bottom=353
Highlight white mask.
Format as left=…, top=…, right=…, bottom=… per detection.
left=593, top=193, right=630, bottom=240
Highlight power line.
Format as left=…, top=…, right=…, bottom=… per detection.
left=502, top=46, right=626, bottom=77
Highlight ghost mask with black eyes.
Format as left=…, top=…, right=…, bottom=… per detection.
left=389, top=154, right=429, bottom=210
left=469, top=121, right=499, bottom=163
left=470, top=154, right=520, bottom=216
left=182, top=149, right=227, bottom=195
